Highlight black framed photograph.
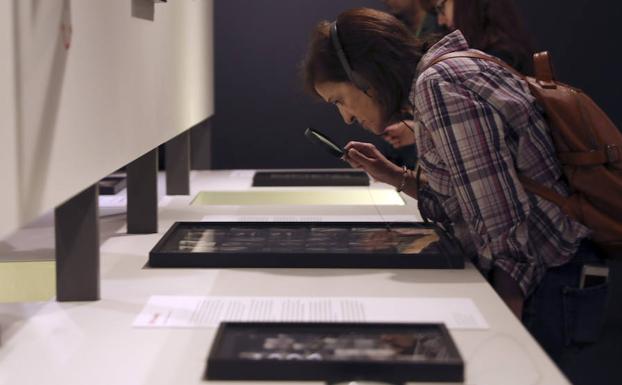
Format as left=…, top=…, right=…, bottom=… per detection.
left=206, top=322, right=464, bottom=383
left=98, top=174, right=127, bottom=195
left=148, top=222, right=464, bottom=269
left=252, top=170, right=370, bottom=187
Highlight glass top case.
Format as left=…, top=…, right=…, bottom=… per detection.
left=206, top=322, right=464, bottom=383
left=149, top=222, right=464, bottom=269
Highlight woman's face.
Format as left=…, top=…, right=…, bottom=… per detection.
left=315, top=81, right=385, bottom=135
left=436, top=0, right=455, bottom=29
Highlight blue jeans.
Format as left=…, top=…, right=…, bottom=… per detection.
left=521, top=239, right=610, bottom=363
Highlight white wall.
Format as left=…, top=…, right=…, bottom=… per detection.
left=0, top=1, right=19, bottom=239
left=0, top=0, right=214, bottom=239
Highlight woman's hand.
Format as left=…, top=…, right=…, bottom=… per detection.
left=382, top=120, right=416, bottom=148
left=343, top=141, right=403, bottom=187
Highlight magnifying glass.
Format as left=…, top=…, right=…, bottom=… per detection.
left=304, top=127, right=345, bottom=158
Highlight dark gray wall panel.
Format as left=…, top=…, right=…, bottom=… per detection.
left=213, top=0, right=381, bottom=169
left=213, top=0, right=622, bottom=169
left=517, top=0, right=622, bottom=131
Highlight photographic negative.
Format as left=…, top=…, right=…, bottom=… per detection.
left=98, top=174, right=127, bottom=195
left=206, top=322, right=464, bottom=382
left=235, top=329, right=451, bottom=362
left=149, top=222, right=464, bottom=269
left=252, top=170, right=370, bottom=187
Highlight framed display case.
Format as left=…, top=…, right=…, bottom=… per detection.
left=98, top=174, right=127, bottom=195
left=252, top=170, right=370, bottom=187
left=148, top=222, right=464, bottom=269
left=205, top=322, right=464, bottom=383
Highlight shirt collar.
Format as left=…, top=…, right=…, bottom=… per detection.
left=416, top=30, right=470, bottom=76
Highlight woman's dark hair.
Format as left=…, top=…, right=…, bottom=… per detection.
left=302, top=8, right=424, bottom=124
left=453, top=0, right=534, bottom=73
left=419, top=0, right=436, bottom=12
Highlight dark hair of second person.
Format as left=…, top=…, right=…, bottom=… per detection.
left=436, top=0, right=534, bottom=73
left=380, top=0, right=444, bottom=38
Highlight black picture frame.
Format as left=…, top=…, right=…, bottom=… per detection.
left=252, top=170, right=370, bottom=187
left=148, top=222, right=464, bottom=269
left=206, top=322, right=464, bottom=383
left=98, top=174, right=127, bottom=195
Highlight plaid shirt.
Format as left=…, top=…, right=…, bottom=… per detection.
left=410, top=31, right=590, bottom=296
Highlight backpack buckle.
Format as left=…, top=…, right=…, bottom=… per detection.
left=606, top=144, right=620, bottom=163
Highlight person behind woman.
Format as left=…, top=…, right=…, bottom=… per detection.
left=380, top=0, right=443, bottom=38
left=378, top=0, right=444, bottom=169
left=384, top=0, right=536, bottom=159
left=302, top=7, right=606, bottom=366
left=435, top=0, right=534, bottom=73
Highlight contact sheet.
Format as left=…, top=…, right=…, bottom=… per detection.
left=148, top=222, right=464, bottom=268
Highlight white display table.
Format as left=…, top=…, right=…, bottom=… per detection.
left=0, top=170, right=570, bottom=385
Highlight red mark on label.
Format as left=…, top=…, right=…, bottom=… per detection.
left=60, top=22, right=72, bottom=50
left=149, top=312, right=161, bottom=325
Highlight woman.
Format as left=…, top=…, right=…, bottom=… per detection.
left=435, top=0, right=534, bottom=73
left=380, top=0, right=442, bottom=38
left=302, top=8, right=605, bottom=363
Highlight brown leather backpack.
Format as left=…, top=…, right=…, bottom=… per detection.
left=425, top=51, right=622, bottom=256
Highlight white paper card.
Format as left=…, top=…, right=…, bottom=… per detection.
left=98, top=195, right=171, bottom=208
left=133, top=296, right=488, bottom=330
left=98, top=195, right=127, bottom=207
left=229, top=170, right=256, bottom=178
left=202, top=215, right=325, bottom=222
left=201, top=214, right=421, bottom=222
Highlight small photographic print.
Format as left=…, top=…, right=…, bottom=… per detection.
left=206, top=323, right=464, bottom=382
left=229, top=328, right=452, bottom=363
left=150, top=222, right=464, bottom=269
left=252, top=171, right=370, bottom=187
left=166, top=224, right=440, bottom=254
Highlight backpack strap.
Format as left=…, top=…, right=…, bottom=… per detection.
left=558, top=145, right=622, bottom=166
left=421, top=51, right=526, bottom=80
left=533, top=52, right=556, bottom=88
left=518, top=176, right=571, bottom=211
left=422, top=50, right=560, bottom=89
left=420, top=51, right=581, bottom=217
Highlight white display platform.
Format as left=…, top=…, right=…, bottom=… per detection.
left=0, top=0, right=214, bottom=239
left=0, top=170, right=570, bottom=385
